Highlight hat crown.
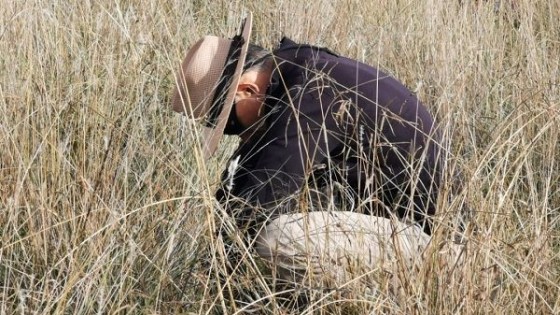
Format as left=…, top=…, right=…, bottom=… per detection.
left=173, top=36, right=232, bottom=119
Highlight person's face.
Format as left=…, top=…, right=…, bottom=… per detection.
left=234, top=69, right=270, bottom=128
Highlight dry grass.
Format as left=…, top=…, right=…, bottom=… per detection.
left=1, top=0, right=559, bottom=314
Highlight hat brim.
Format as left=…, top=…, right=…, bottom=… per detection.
left=202, top=12, right=253, bottom=158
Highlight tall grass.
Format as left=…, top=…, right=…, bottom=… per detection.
left=1, top=0, right=558, bottom=314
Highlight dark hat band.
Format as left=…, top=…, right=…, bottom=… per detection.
left=205, top=34, right=245, bottom=128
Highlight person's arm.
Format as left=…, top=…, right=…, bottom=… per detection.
left=217, top=74, right=345, bottom=226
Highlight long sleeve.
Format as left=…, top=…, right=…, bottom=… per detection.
left=216, top=72, right=344, bottom=229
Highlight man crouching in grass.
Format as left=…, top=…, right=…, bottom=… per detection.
left=171, top=12, right=451, bottom=310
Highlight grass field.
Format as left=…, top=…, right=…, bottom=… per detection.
left=1, top=0, right=559, bottom=314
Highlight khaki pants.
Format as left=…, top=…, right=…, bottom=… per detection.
left=255, top=211, right=432, bottom=292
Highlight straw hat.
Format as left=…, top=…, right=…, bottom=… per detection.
left=172, top=13, right=253, bottom=158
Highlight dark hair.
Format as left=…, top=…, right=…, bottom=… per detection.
left=243, top=43, right=272, bottom=73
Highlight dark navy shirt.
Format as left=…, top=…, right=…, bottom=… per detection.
left=217, top=38, right=442, bottom=235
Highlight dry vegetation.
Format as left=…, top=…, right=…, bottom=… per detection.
left=1, top=0, right=559, bottom=314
